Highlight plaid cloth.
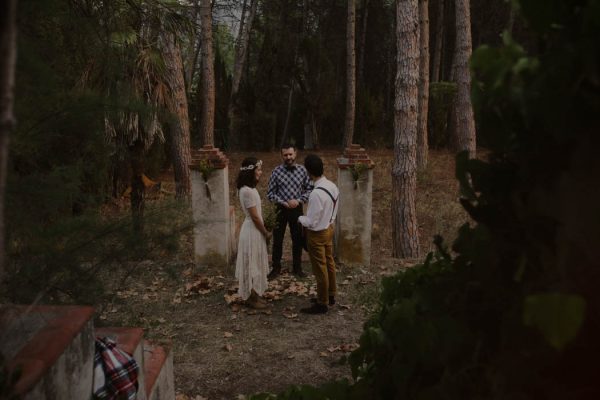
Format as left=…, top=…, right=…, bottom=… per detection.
left=267, top=164, right=313, bottom=205
left=93, top=337, right=139, bottom=400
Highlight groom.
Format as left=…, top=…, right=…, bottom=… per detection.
left=298, top=154, right=339, bottom=314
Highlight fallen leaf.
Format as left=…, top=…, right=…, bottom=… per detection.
left=224, top=293, right=239, bottom=305
left=157, top=317, right=166, bottom=323
left=319, top=352, right=329, bottom=357
left=223, top=344, right=233, bottom=352
left=340, top=343, right=359, bottom=352
left=287, top=354, right=295, bottom=359
left=224, top=332, right=233, bottom=338
left=261, top=310, right=272, bottom=315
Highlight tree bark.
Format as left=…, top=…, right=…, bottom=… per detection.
left=0, top=0, right=17, bottom=281
left=417, top=0, right=430, bottom=170
left=431, top=0, right=444, bottom=83
left=392, top=0, right=420, bottom=259
left=184, top=0, right=201, bottom=89
left=357, top=0, right=369, bottom=84
left=163, top=32, right=192, bottom=199
left=231, top=0, right=257, bottom=101
left=200, top=0, right=215, bottom=147
left=279, top=82, right=295, bottom=148
left=453, top=0, right=476, bottom=157
left=228, top=0, right=258, bottom=150
left=343, top=0, right=356, bottom=149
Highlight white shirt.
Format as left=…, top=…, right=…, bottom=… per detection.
left=298, top=176, right=339, bottom=231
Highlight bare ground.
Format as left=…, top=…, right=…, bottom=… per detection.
left=96, top=148, right=468, bottom=400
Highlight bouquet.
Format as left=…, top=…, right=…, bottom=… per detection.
left=262, top=202, right=279, bottom=232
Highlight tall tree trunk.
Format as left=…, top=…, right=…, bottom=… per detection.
left=343, top=0, right=356, bottom=149
left=228, top=0, right=258, bottom=150
left=453, top=0, right=476, bottom=156
left=130, top=140, right=145, bottom=233
left=309, top=110, right=319, bottom=150
left=0, top=0, right=17, bottom=281
left=431, top=0, right=444, bottom=82
left=200, top=0, right=215, bottom=147
left=357, top=0, right=369, bottom=84
left=279, top=82, right=295, bottom=148
left=231, top=0, right=257, bottom=101
left=184, top=0, right=201, bottom=89
left=163, top=32, right=192, bottom=198
left=417, top=0, right=430, bottom=170
left=392, top=0, right=420, bottom=259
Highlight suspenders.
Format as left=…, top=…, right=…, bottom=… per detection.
left=315, top=186, right=338, bottom=223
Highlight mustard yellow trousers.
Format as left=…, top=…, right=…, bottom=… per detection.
left=306, top=225, right=336, bottom=305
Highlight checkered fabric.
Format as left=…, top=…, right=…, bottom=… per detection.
left=267, top=164, right=313, bottom=204
left=93, top=337, right=139, bottom=400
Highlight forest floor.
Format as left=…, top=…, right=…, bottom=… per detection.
left=96, top=148, right=468, bottom=400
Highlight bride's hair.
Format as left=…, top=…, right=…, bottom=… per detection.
left=236, top=157, right=260, bottom=189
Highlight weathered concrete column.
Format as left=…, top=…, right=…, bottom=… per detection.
left=190, top=145, right=233, bottom=267
left=335, top=144, right=375, bottom=267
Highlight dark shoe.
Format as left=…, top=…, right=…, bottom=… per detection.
left=293, top=270, right=307, bottom=278
left=311, top=296, right=335, bottom=306
left=300, top=303, right=328, bottom=314
left=267, top=268, right=281, bottom=280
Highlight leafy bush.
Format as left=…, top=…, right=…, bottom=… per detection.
left=4, top=199, right=192, bottom=305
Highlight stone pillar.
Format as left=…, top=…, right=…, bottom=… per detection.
left=335, top=144, right=375, bottom=267
left=190, top=145, right=233, bottom=267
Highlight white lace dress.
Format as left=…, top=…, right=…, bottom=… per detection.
left=235, top=186, right=269, bottom=300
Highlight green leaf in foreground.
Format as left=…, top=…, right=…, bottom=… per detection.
left=523, top=293, right=586, bottom=351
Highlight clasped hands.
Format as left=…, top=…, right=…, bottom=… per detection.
left=282, top=199, right=300, bottom=209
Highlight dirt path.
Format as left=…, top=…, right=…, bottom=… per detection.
left=97, top=149, right=467, bottom=399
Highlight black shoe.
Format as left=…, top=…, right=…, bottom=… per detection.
left=311, top=296, right=335, bottom=306
left=267, top=268, right=281, bottom=280
left=300, top=303, right=328, bottom=314
left=293, top=270, right=307, bottom=278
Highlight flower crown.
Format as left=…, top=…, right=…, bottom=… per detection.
left=240, top=160, right=263, bottom=171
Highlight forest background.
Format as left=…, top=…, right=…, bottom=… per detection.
left=1, top=0, right=599, bottom=399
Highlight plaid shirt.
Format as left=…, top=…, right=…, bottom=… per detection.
left=267, top=164, right=313, bottom=205
left=93, top=337, right=139, bottom=400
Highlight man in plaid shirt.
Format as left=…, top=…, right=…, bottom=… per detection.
left=267, top=144, right=313, bottom=279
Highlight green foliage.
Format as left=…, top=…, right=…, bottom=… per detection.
left=523, top=293, right=586, bottom=351
left=262, top=201, right=280, bottom=232
left=214, top=24, right=236, bottom=77
left=4, top=199, right=192, bottom=305
left=348, top=163, right=369, bottom=189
